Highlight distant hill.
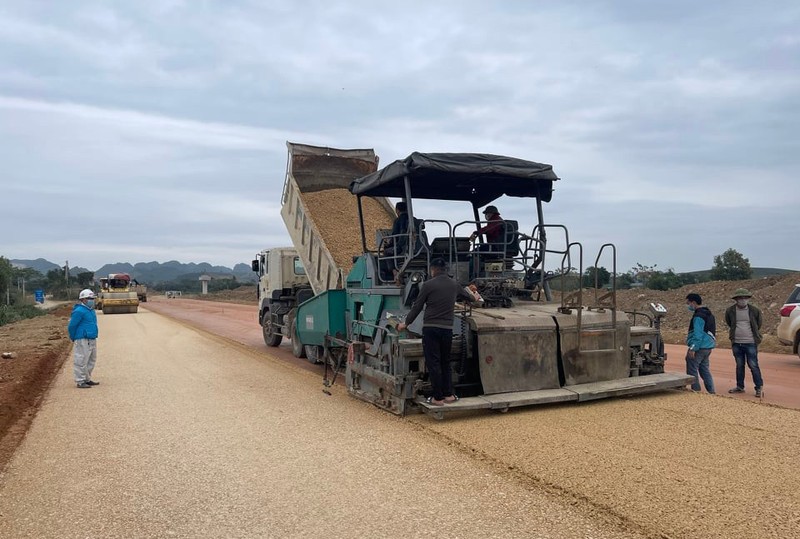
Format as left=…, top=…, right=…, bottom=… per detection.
left=10, top=258, right=256, bottom=284
left=94, top=260, right=257, bottom=284
left=683, top=267, right=797, bottom=279
left=11, top=258, right=91, bottom=276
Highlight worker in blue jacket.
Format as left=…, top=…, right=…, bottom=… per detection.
left=68, top=289, right=100, bottom=389
left=685, top=292, right=716, bottom=394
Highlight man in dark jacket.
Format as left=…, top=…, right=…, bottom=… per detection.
left=382, top=201, right=425, bottom=282
left=397, top=258, right=476, bottom=405
left=68, top=288, right=100, bottom=389
left=724, top=288, right=764, bottom=397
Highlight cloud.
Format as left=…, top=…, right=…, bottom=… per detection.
left=0, top=1, right=798, bottom=273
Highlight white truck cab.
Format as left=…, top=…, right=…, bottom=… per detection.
left=253, top=247, right=309, bottom=301
left=251, top=248, right=312, bottom=356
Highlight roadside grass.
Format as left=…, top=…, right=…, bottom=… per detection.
left=0, top=304, right=47, bottom=327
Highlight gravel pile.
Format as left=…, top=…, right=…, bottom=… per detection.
left=300, top=189, right=395, bottom=273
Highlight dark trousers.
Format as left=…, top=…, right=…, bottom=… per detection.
left=422, top=327, right=454, bottom=400
left=732, top=343, right=763, bottom=389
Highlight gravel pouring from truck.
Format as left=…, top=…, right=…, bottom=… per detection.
left=291, top=151, right=692, bottom=418
left=253, top=143, right=395, bottom=360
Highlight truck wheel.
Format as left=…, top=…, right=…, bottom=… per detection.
left=263, top=315, right=282, bottom=347
left=305, top=345, right=323, bottom=364
left=291, top=319, right=307, bottom=358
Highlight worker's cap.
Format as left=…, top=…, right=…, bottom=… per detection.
left=483, top=205, right=499, bottom=215
left=731, top=288, right=752, bottom=299
left=430, top=257, right=448, bottom=269
left=79, top=289, right=95, bottom=300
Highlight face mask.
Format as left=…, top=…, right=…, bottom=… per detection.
left=736, top=299, right=748, bottom=307
left=686, top=304, right=696, bottom=312
left=85, top=299, right=95, bottom=309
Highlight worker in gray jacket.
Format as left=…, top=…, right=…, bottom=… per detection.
left=724, top=288, right=764, bottom=397
left=397, top=258, right=476, bottom=405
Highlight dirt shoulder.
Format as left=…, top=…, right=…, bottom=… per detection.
left=0, top=305, right=72, bottom=471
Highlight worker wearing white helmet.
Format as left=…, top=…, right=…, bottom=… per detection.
left=67, top=288, right=100, bottom=388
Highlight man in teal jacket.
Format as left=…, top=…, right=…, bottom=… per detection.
left=67, top=289, right=100, bottom=389
left=685, top=293, right=716, bottom=394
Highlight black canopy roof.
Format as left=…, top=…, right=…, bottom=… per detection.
left=349, top=152, right=559, bottom=207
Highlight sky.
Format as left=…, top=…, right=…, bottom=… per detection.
left=1, top=1, right=798, bottom=274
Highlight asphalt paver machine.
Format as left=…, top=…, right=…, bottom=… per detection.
left=294, top=152, right=691, bottom=418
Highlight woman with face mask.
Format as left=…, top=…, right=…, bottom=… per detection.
left=724, top=288, right=764, bottom=397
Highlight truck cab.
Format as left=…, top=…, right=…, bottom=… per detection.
left=251, top=248, right=312, bottom=355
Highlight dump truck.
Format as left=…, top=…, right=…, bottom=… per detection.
left=96, top=273, right=139, bottom=314
left=285, top=150, right=693, bottom=419
left=251, top=142, right=395, bottom=359
left=131, top=279, right=147, bottom=303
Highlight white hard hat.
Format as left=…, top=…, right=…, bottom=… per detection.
left=79, top=289, right=95, bottom=300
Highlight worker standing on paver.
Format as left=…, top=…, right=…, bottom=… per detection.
left=397, top=258, right=477, bottom=405
left=724, top=288, right=765, bottom=397
left=68, top=289, right=100, bottom=389
left=685, top=292, right=716, bottom=394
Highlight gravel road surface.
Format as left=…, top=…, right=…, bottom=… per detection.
left=144, top=297, right=800, bottom=538
left=0, top=308, right=649, bottom=539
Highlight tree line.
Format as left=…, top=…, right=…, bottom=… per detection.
left=579, top=248, right=753, bottom=291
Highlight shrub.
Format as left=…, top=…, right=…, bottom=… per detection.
left=0, top=304, right=47, bottom=327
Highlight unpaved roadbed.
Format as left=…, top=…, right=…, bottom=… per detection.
left=146, top=298, right=800, bottom=539
left=0, top=309, right=648, bottom=538
left=410, top=393, right=800, bottom=539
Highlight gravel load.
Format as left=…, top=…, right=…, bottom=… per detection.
left=300, top=188, right=395, bottom=273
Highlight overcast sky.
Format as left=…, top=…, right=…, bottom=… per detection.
left=1, top=1, right=798, bottom=274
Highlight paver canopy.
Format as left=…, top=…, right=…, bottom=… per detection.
left=349, top=152, right=559, bottom=207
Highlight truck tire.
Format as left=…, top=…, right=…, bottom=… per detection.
left=262, top=314, right=282, bottom=347
left=304, top=345, right=323, bottom=365
left=291, top=319, right=307, bottom=359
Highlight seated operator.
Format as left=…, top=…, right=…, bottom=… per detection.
left=382, top=202, right=410, bottom=281
left=388, top=202, right=410, bottom=254
left=383, top=201, right=426, bottom=282
left=469, top=205, right=504, bottom=251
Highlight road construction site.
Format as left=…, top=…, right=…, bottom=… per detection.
left=3, top=145, right=798, bottom=537
left=1, top=300, right=799, bottom=538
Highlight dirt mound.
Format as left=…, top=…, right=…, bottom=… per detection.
left=0, top=308, right=72, bottom=470
left=611, top=272, right=800, bottom=352
left=187, top=286, right=258, bottom=305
